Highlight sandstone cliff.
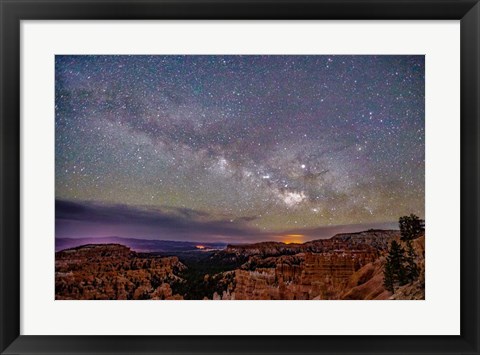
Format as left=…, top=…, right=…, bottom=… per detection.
left=216, top=250, right=379, bottom=300
left=209, top=230, right=424, bottom=300
left=55, top=244, right=186, bottom=300
left=340, top=235, right=425, bottom=300
left=55, top=229, right=424, bottom=301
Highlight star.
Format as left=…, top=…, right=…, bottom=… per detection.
left=55, top=55, right=425, bottom=242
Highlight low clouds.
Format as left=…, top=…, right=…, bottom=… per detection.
left=56, top=198, right=397, bottom=243
left=56, top=199, right=260, bottom=240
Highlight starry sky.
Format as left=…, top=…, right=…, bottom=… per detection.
left=55, top=55, right=424, bottom=243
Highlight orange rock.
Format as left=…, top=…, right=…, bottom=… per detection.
left=55, top=244, right=185, bottom=300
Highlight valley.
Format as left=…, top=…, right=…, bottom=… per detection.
left=55, top=229, right=425, bottom=300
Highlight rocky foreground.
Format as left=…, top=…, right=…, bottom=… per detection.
left=55, top=229, right=425, bottom=300
left=209, top=230, right=424, bottom=300
left=55, top=244, right=186, bottom=300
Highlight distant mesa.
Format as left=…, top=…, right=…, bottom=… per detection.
left=55, top=236, right=226, bottom=253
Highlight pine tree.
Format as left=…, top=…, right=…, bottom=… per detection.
left=386, top=240, right=408, bottom=286
left=398, top=214, right=423, bottom=283
left=399, top=214, right=424, bottom=242
left=384, top=215, right=424, bottom=293
left=405, top=240, right=420, bottom=283
left=383, top=258, right=395, bottom=293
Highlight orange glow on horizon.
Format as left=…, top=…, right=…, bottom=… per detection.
left=195, top=245, right=206, bottom=249
left=281, top=234, right=305, bottom=244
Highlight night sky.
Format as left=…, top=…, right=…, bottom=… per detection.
left=55, top=55, right=424, bottom=243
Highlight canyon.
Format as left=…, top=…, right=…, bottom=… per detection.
left=55, top=229, right=425, bottom=300
left=55, top=244, right=186, bottom=300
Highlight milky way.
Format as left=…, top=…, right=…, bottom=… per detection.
left=55, top=55, right=424, bottom=243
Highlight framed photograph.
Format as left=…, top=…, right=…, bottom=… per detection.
left=1, top=0, right=479, bottom=354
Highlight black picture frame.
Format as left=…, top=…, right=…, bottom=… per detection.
left=1, top=1, right=479, bottom=354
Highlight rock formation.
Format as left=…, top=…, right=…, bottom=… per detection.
left=55, top=230, right=424, bottom=300
left=209, top=230, right=424, bottom=300
left=340, top=234, right=425, bottom=300
left=219, top=250, right=379, bottom=300
left=55, top=244, right=186, bottom=300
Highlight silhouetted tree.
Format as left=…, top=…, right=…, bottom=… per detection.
left=399, top=214, right=423, bottom=283
left=383, top=259, right=395, bottom=293
left=383, top=240, right=408, bottom=293
left=399, top=214, right=424, bottom=242
left=405, top=241, right=420, bottom=283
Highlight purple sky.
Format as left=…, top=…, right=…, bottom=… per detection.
left=55, top=55, right=424, bottom=243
